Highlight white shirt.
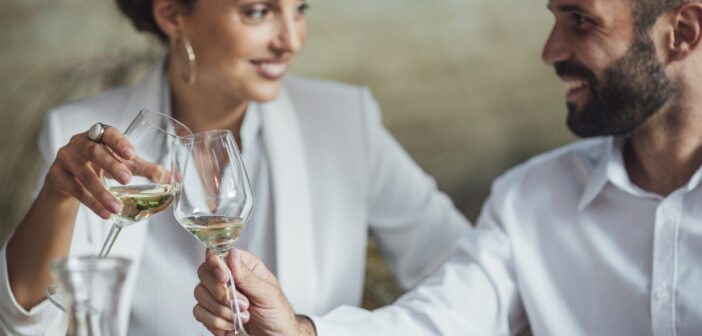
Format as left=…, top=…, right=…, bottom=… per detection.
left=313, top=136, right=702, bottom=336
left=129, top=102, right=275, bottom=335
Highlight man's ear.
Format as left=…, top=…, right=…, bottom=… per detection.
left=153, top=0, right=187, bottom=39
left=669, top=2, right=702, bottom=61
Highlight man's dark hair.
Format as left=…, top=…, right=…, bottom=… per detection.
left=633, top=0, right=701, bottom=33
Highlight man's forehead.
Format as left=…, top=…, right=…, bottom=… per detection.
left=547, top=0, right=630, bottom=14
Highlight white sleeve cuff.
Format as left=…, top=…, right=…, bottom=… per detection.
left=308, top=305, right=380, bottom=336
left=0, top=241, right=66, bottom=335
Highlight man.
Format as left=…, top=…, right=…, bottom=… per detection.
left=194, top=0, right=702, bottom=334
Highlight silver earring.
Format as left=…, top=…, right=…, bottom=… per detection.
left=172, top=35, right=197, bottom=85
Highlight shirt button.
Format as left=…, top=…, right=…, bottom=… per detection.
left=656, top=288, right=671, bottom=302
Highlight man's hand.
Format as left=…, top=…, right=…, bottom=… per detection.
left=194, top=248, right=317, bottom=336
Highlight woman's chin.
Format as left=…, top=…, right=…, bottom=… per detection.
left=248, top=82, right=283, bottom=102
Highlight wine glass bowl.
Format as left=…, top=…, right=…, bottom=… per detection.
left=98, top=109, right=192, bottom=256
left=171, top=129, right=254, bottom=334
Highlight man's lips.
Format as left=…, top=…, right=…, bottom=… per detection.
left=562, top=77, right=588, bottom=94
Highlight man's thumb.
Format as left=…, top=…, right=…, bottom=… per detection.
left=228, top=249, right=267, bottom=298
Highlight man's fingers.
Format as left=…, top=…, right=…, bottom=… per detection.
left=228, top=249, right=282, bottom=303
left=194, top=284, right=233, bottom=321
left=206, top=327, right=227, bottom=336
left=193, top=304, right=235, bottom=331
left=229, top=249, right=277, bottom=285
left=99, top=126, right=135, bottom=160
left=194, top=284, right=250, bottom=320
left=198, top=263, right=231, bottom=305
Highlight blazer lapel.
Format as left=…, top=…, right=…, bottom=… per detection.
left=260, top=86, right=318, bottom=313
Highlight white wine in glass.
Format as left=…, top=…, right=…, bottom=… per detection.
left=106, top=184, right=175, bottom=222
left=180, top=215, right=245, bottom=254
left=98, top=109, right=192, bottom=257
left=172, top=130, right=254, bottom=335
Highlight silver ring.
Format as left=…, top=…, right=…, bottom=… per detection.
left=88, top=122, right=107, bottom=142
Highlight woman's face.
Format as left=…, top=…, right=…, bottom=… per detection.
left=179, top=0, right=308, bottom=102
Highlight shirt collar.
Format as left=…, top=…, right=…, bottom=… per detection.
left=577, top=137, right=615, bottom=211
left=576, top=135, right=702, bottom=210
left=577, top=136, right=657, bottom=210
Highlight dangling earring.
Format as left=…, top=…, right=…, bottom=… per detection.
left=171, top=35, right=197, bottom=85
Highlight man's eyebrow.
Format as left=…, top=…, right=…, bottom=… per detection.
left=546, top=3, right=593, bottom=15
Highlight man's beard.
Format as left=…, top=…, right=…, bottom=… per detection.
left=555, top=33, right=678, bottom=138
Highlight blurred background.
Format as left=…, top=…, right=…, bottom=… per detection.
left=0, top=0, right=575, bottom=309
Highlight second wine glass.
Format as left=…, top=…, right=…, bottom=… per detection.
left=171, top=129, right=254, bottom=335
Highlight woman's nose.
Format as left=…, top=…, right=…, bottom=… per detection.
left=274, top=15, right=303, bottom=53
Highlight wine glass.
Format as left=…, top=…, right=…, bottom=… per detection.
left=98, top=109, right=192, bottom=257
left=171, top=130, right=254, bottom=335
left=45, top=109, right=192, bottom=312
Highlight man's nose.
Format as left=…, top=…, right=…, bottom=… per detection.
left=542, top=26, right=571, bottom=65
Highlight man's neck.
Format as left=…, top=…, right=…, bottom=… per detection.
left=625, top=98, right=702, bottom=196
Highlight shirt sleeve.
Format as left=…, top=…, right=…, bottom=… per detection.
left=0, top=110, right=69, bottom=335
left=0, top=243, right=67, bottom=335
left=310, top=192, right=528, bottom=335
left=360, top=87, right=471, bottom=289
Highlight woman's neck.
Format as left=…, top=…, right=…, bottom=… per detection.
left=168, top=60, right=248, bottom=144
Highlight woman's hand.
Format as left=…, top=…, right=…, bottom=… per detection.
left=43, top=126, right=135, bottom=218
left=194, top=249, right=316, bottom=336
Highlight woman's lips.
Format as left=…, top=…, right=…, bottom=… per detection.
left=251, top=60, right=288, bottom=80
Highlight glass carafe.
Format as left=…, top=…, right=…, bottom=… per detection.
left=48, top=256, right=131, bottom=336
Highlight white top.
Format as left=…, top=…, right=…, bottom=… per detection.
left=313, top=136, right=702, bottom=336
left=129, top=102, right=275, bottom=335
left=0, top=60, right=469, bottom=335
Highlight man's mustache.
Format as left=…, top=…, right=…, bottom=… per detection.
left=555, top=61, right=598, bottom=86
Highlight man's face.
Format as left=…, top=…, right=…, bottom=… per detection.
left=542, top=0, right=677, bottom=137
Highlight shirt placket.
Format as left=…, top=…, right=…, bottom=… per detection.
left=650, top=192, right=682, bottom=336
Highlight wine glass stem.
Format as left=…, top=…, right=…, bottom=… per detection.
left=219, top=254, right=247, bottom=335
left=98, top=224, right=123, bottom=257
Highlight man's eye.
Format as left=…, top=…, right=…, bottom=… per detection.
left=572, top=13, right=591, bottom=26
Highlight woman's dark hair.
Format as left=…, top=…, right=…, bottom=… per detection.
left=115, top=0, right=197, bottom=42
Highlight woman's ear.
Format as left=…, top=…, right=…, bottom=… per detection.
left=668, top=2, right=702, bottom=61
left=153, top=0, right=187, bottom=39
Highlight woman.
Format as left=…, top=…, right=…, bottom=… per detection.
left=0, top=0, right=469, bottom=334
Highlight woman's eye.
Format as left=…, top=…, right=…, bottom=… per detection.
left=245, top=7, right=269, bottom=20
left=297, top=3, right=310, bottom=15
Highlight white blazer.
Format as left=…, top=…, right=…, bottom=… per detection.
left=0, top=61, right=469, bottom=335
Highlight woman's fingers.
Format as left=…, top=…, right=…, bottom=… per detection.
left=46, top=164, right=112, bottom=219
left=59, top=143, right=122, bottom=215
left=81, top=139, right=132, bottom=185
left=99, top=126, right=135, bottom=160
left=125, top=157, right=169, bottom=184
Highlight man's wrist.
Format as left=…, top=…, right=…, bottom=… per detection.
left=295, top=314, right=317, bottom=336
